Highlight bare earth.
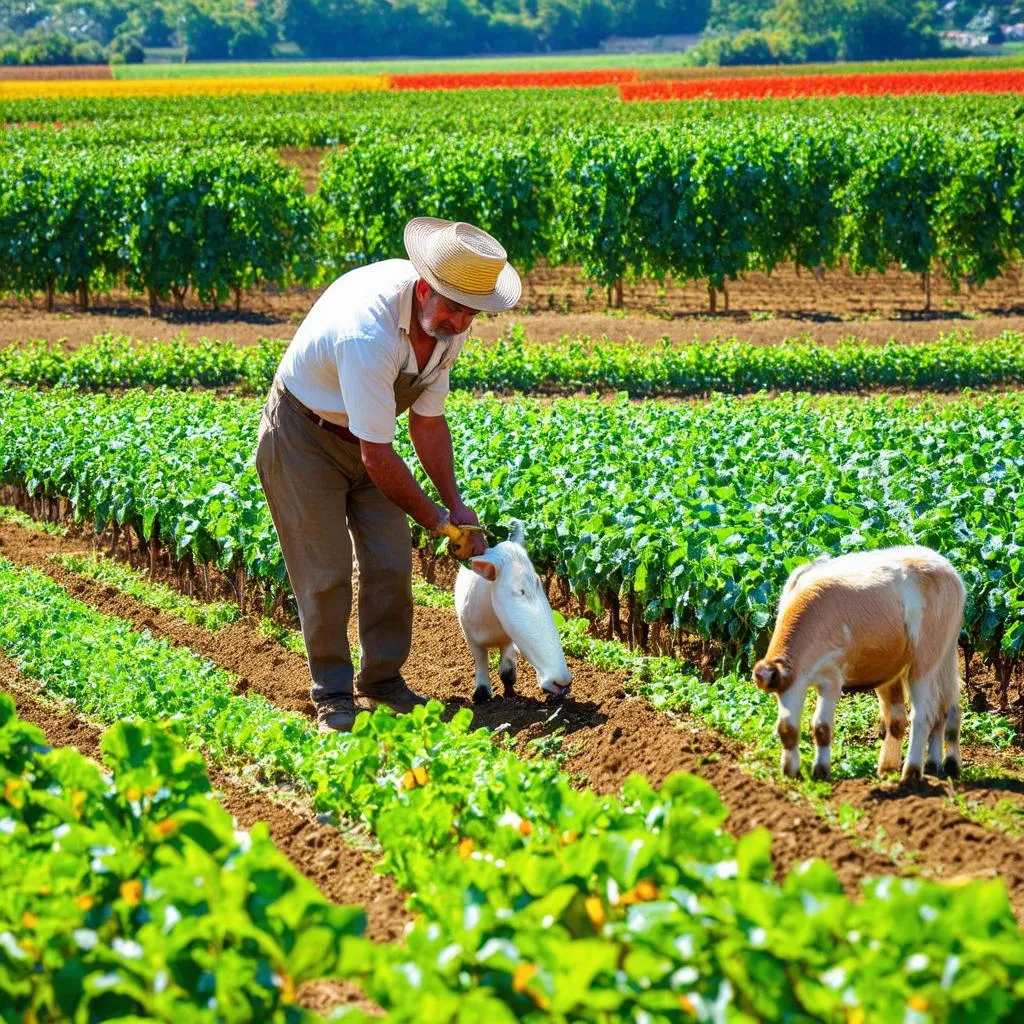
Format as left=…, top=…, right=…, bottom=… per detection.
left=1, top=262, right=1022, bottom=350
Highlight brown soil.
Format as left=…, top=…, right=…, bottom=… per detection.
left=1, top=263, right=1022, bottom=352
left=0, top=65, right=112, bottom=81
left=0, top=657, right=398, bottom=1015
left=278, top=147, right=334, bottom=194
left=4, top=518, right=1024, bottom=917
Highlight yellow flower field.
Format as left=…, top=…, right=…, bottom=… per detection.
left=0, top=73, right=389, bottom=100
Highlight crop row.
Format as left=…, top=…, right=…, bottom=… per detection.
left=2, top=553, right=1022, bottom=1021
left=0, top=690, right=363, bottom=1020
left=5, top=330, right=1024, bottom=398
left=0, top=387, right=1022, bottom=695
left=3, top=64, right=1023, bottom=104
left=620, top=69, right=1024, bottom=101
left=0, top=147, right=313, bottom=312
left=3, top=116, right=1024, bottom=309
left=320, top=120, right=1024, bottom=292
left=2, top=88, right=1020, bottom=149
left=0, top=73, right=388, bottom=101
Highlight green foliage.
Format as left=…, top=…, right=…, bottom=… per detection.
left=3, top=556, right=1024, bottom=1021
left=0, top=147, right=315, bottom=310
left=317, top=133, right=555, bottom=275
left=0, top=691, right=364, bottom=1020
left=0, top=0, right=710, bottom=59
left=3, top=385, right=1024, bottom=678
left=10, top=328, right=1024, bottom=400
left=698, top=0, right=945, bottom=64
left=6, top=99, right=1022, bottom=302
left=0, top=503, right=67, bottom=535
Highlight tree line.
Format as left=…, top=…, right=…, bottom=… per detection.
left=1, top=0, right=1005, bottom=66
left=0, top=0, right=709, bottom=63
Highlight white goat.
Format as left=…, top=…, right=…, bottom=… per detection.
left=454, top=521, right=572, bottom=703
left=752, top=545, right=965, bottom=783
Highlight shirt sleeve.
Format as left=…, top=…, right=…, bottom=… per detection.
left=411, top=367, right=450, bottom=418
left=337, top=335, right=401, bottom=443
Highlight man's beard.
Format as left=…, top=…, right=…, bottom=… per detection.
left=418, top=310, right=458, bottom=344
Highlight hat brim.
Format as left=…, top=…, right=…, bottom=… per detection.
left=404, top=216, right=522, bottom=314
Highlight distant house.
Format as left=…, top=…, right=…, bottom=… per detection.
left=939, top=29, right=990, bottom=48
left=599, top=33, right=702, bottom=54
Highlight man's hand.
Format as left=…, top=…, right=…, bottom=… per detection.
left=449, top=503, right=487, bottom=557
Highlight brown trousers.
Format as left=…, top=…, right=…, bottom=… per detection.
left=255, top=376, right=423, bottom=707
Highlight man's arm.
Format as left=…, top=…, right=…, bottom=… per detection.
left=408, top=410, right=462, bottom=510
left=409, top=410, right=487, bottom=555
left=359, top=440, right=446, bottom=530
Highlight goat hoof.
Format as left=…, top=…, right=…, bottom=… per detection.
left=943, top=755, right=961, bottom=780
left=924, top=760, right=939, bottom=777
left=472, top=686, right=492, bottom=704
left=901, top=763, right=923, bottom=784
left=811, top=764, right=832, bottom=782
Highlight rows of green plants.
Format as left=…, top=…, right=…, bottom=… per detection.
left=0, top=146, right=313, bottom=313
left=3, top=113, right=1022, bottom=306
left=3, top=88, right=1022, bottom=148
left=7, top=329, right=1024, bottom=397
left=320, top=118, right=1024, bottom=290
left=0, top=691, right=364, bottom=1020
left=1, top=386, right=1022, bottom=687
left=2, top=554, right=1022, bottom=1021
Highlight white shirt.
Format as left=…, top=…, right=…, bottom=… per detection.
left=277, top=259, right=467, bottom=444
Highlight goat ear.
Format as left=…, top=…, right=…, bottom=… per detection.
left=508, top=519, right=526, bottom=546
left=471, top=557, right=498, bottom=582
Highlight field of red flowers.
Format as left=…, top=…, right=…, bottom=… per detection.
left=620, top=68, right=1024, bottom=101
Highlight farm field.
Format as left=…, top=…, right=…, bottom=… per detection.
left=109, top=53, right=1024, bottom=79
left=2, top=62, right=1024, bottom=1020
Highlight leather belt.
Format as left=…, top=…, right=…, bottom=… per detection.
left=282, top=385, right=361, bottom=446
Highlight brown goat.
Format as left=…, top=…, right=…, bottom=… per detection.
left=752, top=546, right=965, bottom=782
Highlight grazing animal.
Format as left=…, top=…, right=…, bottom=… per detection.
left=454, top=520, right=572, bottom=703
left=752, top=546, right=965, bottom=783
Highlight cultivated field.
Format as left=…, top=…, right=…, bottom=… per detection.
left=2, top=62, right=1024, bottom=1022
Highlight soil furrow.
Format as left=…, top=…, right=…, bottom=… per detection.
left=3, top=262, right=1024, bottom=350
left=0, top=657, right=400, bottom=1015
left=0, top=523, right=921, bottom=889
left=3, top=517, right=1023, bottom=915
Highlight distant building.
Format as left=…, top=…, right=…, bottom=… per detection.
left=599, top=33, right=702, bottom=54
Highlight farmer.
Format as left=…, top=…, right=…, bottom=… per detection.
left=256, top=217, right=522, bottom=732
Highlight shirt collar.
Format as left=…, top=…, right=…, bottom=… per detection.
left=399, top=276, right=415, bottom=336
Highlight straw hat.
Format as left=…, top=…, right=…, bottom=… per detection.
left=404, top=217, right=521, bottom=313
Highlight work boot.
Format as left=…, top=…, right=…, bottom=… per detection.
left=316, top=693, right=357, bottom=733
left=357, top=676, right=428, bottom=715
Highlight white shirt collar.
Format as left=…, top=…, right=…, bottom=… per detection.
left=398, top=276, right=415, bottom=336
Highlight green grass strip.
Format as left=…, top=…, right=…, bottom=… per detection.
left=52, top=550, right=310, bottom=659
left=4, top=553, right=1024, bottom=1021
left=0, top=504, right=67, bottom=537
left=52, top=552, right=239, bottom=632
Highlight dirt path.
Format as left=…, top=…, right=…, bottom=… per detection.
left=1, top=262, right=1023, bottom=351
left=6, top=518, right=1024, bottom=915
left=0, top=656, right=402, bottom=1015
